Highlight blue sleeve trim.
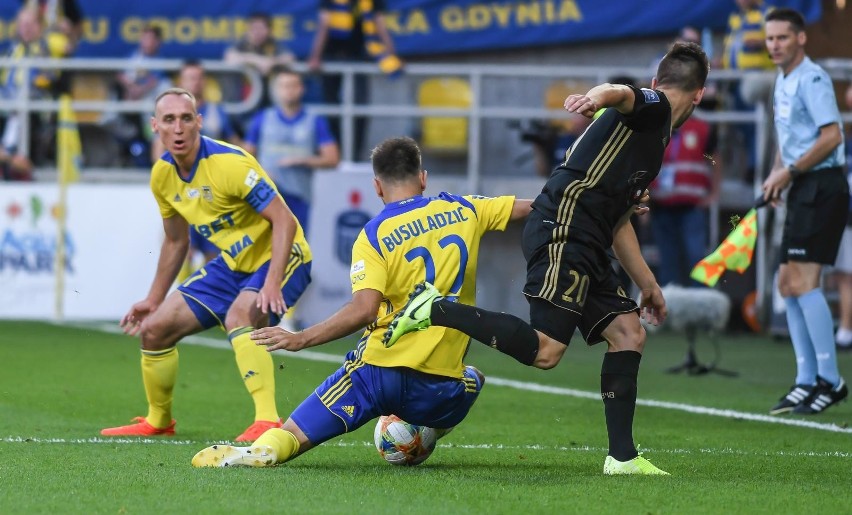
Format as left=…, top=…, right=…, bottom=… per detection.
left=246, top=179, right=277, bottom=212
left=364, top=218, right=384, bottom=257
left=438, top=192, right=478, bottom=218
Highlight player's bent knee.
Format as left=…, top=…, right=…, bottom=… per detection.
left=604, top=317, right=645, bottom=353
left=138, top=323, right=179, bottom=351
left=532, top=333, right=567, bottom=370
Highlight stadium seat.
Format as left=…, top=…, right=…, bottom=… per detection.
left=417, top=77, right=471, bottom=155
left=168, top=72, right=224, bottom=103
left=70, top=73, right=111, bottom=124
left=544, top=79, right=591, bottom=134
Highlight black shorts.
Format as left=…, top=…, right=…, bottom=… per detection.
left=781, top=167, right=848, bottom=265
left=522, top=211, right=638, bottom=345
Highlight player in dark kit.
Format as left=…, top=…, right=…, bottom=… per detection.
left=385, top=42, right=710, bottom=476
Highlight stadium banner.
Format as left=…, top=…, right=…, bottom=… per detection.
left=0, top=184, right=162, bottom=320
left=0, top=0, right=821, bottom=60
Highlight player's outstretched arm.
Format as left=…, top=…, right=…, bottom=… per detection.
left=564, top=83, right=634, bottom=118
left=510, top=199, right=533, bottom=221
left=252, top=288, right=383, bottom=352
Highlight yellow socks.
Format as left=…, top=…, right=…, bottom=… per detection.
left=255, top=428, right=300, bottom=464
left=140, top=347, right=179, bottom=429
left=229, top=327, right=279, bottom=422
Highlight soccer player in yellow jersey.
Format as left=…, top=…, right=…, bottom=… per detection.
left=101, top=88, right=312, bottom=442
left=191, top=136, right=531, bottom=468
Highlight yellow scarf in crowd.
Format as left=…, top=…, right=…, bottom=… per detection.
left=327, top=0, right=404, bottom=77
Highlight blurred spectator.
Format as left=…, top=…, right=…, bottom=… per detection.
left=519, top=83, right=593, bottom=178
left=648, top=111, right=721, bottom=287
left=243, top=67, right=339, bottom=236
left=651, top=26, right=701, bottom=67
left=308, top=0, right=402, bottom=160
left=647, top=30, right=721, bottom=287
left=22, top=0, right=83, bottom=55
left=151, top=60, right=240, bottom=162
left=224, top=11, right=294, bottom=123
left=722, top=0, right=774, bottom=72
left=1, top=4, right=70, bottom=176
left=833, top=83, right=852, bottom=352
left=722, top=0, right=775, bottom=181
left=117, top=25, right=169, bottom=104
left=112, top=24, right=171, bottom=167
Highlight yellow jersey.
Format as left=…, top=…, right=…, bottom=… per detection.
left=350, top=192, right=515, bottom=378
left=150, top=136, right=311, bottom=273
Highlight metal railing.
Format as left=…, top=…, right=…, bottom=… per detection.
left=4, top=55, right=852, bottom=329
left=0, top=57, right=264, bottom=158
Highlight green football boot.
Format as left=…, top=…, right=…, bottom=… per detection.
left=382, top=282, right=442, bottom=348
left=603, top=454, right=670, bottom=476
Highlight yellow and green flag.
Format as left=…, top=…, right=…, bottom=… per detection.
left=690, top=208, right=759, bottom=287
left=57, top=94, right=81, bottom=184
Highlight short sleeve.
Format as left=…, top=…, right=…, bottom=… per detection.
left=150, top=165, right=178, bottom=219
left=801, top=71, right=842, bottom=129
left=623, top=85, right=670, bottom=132
left=351, top=230, right=387, bottom=294
left=217, top=154, right=278, bottom=213
left=464, top=195, right=515, bottom=232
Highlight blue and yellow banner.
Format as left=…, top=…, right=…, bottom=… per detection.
left=0, top=0, right=821, bottom=60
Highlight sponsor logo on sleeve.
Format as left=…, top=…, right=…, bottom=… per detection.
left=244, top=169, right=260, bottom=187
left=641, top=88, right=660, bottom=103
left=350, top=260, right=366, bottom=282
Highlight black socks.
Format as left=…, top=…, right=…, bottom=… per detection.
left=601, top=350, right=642, bottom=461
left=431, top=299, right=540, bottom=366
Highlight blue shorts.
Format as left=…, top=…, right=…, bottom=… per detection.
left=290, top=350, right=483, bottom=445
left=177, top=255, right=312, bottom=329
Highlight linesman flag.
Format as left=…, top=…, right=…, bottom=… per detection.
left=690, top=196, right=767, bottom=287
left=57, top=94, right=81, bottom=184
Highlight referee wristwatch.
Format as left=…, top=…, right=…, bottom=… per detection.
left=788, top=165, right=805, bottom=179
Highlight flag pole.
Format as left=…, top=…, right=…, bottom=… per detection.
left=55, top=94, right=81, bottom=321
left=55, top=165, right=67, bottom=321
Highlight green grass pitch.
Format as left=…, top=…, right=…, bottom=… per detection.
left=0, top=320, right=849, bottom=514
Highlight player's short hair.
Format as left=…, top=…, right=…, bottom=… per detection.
left=655, top=41, right=709, bottom=92
left=765, top=8, right=806, bottom=33
left=154, top=87, right=197, bottom=114
left=371, top=137, right=422, bottom=182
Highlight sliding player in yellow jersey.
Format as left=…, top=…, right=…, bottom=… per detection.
left=101, top=88, right=312, bottom=442
left=191, top=136, right=531, bottom=468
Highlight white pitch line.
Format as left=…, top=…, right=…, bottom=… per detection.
left=67, top=322, right=852, bottom=434
left=2, top=436, right=849, bottom=459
